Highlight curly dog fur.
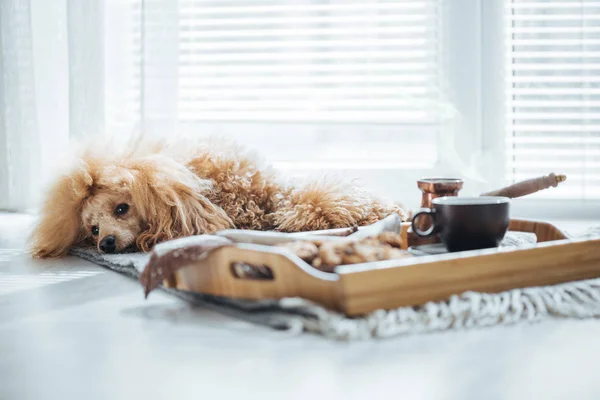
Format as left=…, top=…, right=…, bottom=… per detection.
left=29, top=137, right=407, bottom=258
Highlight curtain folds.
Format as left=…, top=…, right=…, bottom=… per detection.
left=0, top=0, right=133, bottom=211
left=0, top=0, right=41, bottom=210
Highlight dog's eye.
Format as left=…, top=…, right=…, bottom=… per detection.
left=115, top=203, right=129, bottom=216
left=91, top=226, right=99, bottom=236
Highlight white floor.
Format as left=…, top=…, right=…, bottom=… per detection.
left=2, top=213, right=600, bottom=400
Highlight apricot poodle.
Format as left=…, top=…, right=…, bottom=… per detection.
left=29, top=137, right=407, bottom=257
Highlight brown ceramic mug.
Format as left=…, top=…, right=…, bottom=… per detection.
left=411, top=196, right=510, bottom=252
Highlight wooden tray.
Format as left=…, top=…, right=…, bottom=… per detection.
left=150, top=219, right=600, bottom=316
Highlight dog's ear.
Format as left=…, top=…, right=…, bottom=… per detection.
left=128, top=155, right=234, bottom=252
left=29, top=163, right=94, bottom=258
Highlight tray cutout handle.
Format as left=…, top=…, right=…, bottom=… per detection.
left=173, top=244, right=343, bottom=311
left=230, top=262, right=274, bottom=280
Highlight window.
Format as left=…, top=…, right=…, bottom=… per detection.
left=135, top=0, right=593, bottom=210
left=140, top=0, right=445, bottom=171
left=505, top=0, right=600, bottom=201
left=2, top=0, right=599, bottom=217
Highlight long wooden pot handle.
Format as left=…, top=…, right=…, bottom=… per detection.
left=481, top=173, right=566, bottom=198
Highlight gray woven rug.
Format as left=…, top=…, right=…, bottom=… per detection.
left=72, top=226, right=600, bottom=340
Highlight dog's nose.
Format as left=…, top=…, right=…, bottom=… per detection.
left=99, top=235, right=116, bottom=253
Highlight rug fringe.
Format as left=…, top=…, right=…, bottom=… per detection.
left=276, top=278, right=600, bottom=340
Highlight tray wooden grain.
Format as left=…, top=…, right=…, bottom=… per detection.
left=160, top=219, right=600, bottom=316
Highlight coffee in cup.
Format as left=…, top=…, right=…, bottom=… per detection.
left=411, top=196, right=510, bottom=252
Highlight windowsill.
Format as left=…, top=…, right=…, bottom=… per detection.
left=509, top=198, right=600, bottom=221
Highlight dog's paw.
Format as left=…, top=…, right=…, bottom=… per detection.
left=29, top=245, right=65, bottom=258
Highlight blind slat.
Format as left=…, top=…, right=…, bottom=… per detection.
left=179, top=14, right=432, bottom=26
left=178, top=2, right=435, bottom=14
left=510, top=112, right=600, bottom=119
left=509, top=100, right=600, bottom=106
left=177, top=111, right=434, bottom=123
left=179, top=75, right=433, bottom=85
left=178, top=63, right=436, bottom=73
left=508, top=88, right=600, bottom=95
left=509, top=27, right=600, bottom=33
left=509, top=14, right=600, bottom=21
left=179, top=38, right=432, bottom=50
left=511, top=39, right=600, bottom=45
left=177, top=26, right=431, bottom=38
left=179, top=86, right=435, bottom=97
left=179, top=50, right=433, bottom=62
left=508, top=2, right=600, bottom=8
left=510, top=137, right=600, bottom=144
left=512, top=63, right=600, bottom=70
left=509, top=76, right=600, bottom=83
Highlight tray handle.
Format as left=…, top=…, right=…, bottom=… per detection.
left=172, top=244, right=343, bottom=311
left=508, top=219, right=568, bottom=242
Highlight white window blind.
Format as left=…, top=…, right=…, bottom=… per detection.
left=506, top=0, right=600, bottom=200
left=172, top=0, right=443, bottom=167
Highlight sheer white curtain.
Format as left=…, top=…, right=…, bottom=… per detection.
left=0, top=0, right=43, bottom=211
left=0, top=0, right=139, bottom=211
